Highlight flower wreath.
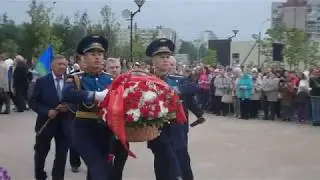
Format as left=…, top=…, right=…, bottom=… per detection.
left=99, top=71, right=187, bottom=157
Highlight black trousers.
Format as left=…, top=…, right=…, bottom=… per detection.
left=34, top=120, right=68, bottom=180
left=198, top=89, right=209, bottom=110
left=216, top=96, right=228, bottom=116
left=211, top=95, right=219, bottom=114
left=0, top=91, right=10, bottom=114
left=275, top=100, right=281, bottom=118
left=110, top=140, right=129, bottom=180
left=69, top=148, right=81, bottom=168
left=14, top=88, right=27, bottom=112
left=175, top=148, right=193, bottom=180
left=240, top=99, right=251, bottom=119
left=148, top=126, right=182, bottom=180
left=263, top=101, right=276, bottom=120
left=250, top=100, right=260, bottom=118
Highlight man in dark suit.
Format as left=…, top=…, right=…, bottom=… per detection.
left=29, top=55, right=69, bottom=180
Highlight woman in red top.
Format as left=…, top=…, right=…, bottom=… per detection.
left=198, top=66, right=210, bottom=110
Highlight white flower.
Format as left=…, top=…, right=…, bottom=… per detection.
left=158, top=101, right=168, bottom=117
left=123, top=82, right=138, bottom=98
left=126, top=108, right=141, bottom=121
left=142, top=91, right=157, bottom=102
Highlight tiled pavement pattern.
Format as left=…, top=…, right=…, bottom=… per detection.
left=1, top=111, right=320, bottom=180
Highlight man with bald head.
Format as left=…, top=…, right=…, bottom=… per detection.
left=13, top=55, right=30, bottom=112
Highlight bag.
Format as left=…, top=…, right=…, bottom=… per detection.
left=222, top=94, right=233, bottom=103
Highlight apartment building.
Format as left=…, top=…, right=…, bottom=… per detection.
left=271, top=0, right=320, bottom=39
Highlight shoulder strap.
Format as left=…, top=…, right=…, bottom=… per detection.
left=73, top=74, right=81, bottom=90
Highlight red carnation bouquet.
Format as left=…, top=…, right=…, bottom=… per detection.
left=99, top=71, right=187, bottom=158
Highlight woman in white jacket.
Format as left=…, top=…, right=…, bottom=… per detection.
left=298, top=71, right=310, bottom=93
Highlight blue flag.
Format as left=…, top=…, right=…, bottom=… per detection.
left=35, top=45, right=53, bottom=76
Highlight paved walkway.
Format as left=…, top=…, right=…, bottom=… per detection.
left=0, top=111, right=320, bottom=180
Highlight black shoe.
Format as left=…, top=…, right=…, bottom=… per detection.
left=190, top=117, right=206, bottom=127
left=71, top=167, right=80, bottom=173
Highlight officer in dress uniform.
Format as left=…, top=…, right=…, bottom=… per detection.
left=166, top=56, right=206, bottom=180
left=62, top=35, right=114, bottom=180
left=146, top=38, right=184, bottom=180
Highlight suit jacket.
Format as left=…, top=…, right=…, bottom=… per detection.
left=29, top=73, right=67, bottom=131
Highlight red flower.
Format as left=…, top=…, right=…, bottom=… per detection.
left=125, top=114, right=134, bottom=123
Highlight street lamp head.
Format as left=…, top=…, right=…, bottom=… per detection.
left=135, top=0, right=146, bottom=8
left=232, top=30, right=239, bottom=36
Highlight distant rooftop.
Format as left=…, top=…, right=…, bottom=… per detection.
left=284, top=0, right=307, bottom=7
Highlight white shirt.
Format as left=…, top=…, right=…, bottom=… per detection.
left=52, top=72, right=64, bottom=90
left=0, top=61, right=9, bottom=91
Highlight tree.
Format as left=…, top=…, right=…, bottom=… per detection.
left=25, top=0, right=62, bottom=58
left=178, top=41, right=198, bottom=61
left=305, top=41, right=320, bottom=67
left=260, top=24, right=287, bottom=62
left=262, top=24, right=312, bottom=70
left=99, top=5, right=120, bottom=57
left=52, top=16, right=75, bottom=56
left=132, top=34, right=146, bottom=62
left=198, top=44, right=208, bottom=58
left=202, top=49, right=217, bottom=66
left=116, top=43, right=130, bottom=60
left=0, top=39, right=18, bottom=57
left=151, top=30, right=159, bottom=41
left=0, top=13, right=20, bottom=56
left=283, top=28, right=308, bottom=70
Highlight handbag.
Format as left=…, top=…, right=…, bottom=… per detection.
left=222, top=94, right=233, bottom=103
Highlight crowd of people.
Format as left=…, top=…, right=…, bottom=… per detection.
left=0, top=55, right=33, bottom=114
left=186, top=64, right=320, bottom=126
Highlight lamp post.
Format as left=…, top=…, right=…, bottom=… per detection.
left=252, top=19, right=270, bottom=67
left=122, top=0, right=146, bottom=62
left=228, top=30, right=239, bottom=66
left=228, top=30, right=239, bottom=40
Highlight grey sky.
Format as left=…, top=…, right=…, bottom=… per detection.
left=2, top=0, right=284, bottom=41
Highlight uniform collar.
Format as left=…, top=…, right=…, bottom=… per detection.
left=154, top=70, right=168, bottom=80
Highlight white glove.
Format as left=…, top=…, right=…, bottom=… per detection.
left=95, top=89, right=109, bottom=102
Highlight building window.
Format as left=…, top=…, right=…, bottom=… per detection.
left=232, top=53, right=240, bottom=59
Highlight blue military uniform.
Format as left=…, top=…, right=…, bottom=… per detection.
left=62, top=35, right=114, bottom=180
left=166, top=74, right=203, bottom=180
left=146, top=38, right=184, bottom=180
